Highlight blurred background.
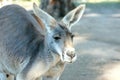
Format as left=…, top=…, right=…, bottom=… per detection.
left=0, top=0, right=120, bottom=18
left=0, top=0, right=120, bottom=80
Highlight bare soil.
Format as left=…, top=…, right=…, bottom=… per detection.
left=60, top=2, right=120, bottom=80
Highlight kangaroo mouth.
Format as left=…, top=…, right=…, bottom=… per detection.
left=62, top=53, right=77, bottom=63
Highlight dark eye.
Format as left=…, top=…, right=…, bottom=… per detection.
left=53, top=35, right=61, bottom=40
left=71, top=34, right=75, bottom=38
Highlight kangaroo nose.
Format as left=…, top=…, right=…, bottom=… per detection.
left=66, top=51, right=75, bottom=58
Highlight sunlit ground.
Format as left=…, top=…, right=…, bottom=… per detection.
left=0, top=0, right=39, bottom=10
left=97, top=63, right=120, bottom=80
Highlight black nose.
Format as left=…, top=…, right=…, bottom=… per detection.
left=67, top=51, right=75, bottom=58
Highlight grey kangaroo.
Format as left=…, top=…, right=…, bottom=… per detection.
left=0, top=3, right=85, bottom=80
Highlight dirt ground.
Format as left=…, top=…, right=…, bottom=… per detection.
left=60, top=2, right=120, bottom=80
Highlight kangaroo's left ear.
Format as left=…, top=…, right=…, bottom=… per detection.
left=61, top=4, right=86, bottom=31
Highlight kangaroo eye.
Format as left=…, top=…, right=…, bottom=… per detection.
left=71, top=34, right=75, bottom=38
left=54, top=36, right=61, bottom=40
left=53, top=35, right=61, bottom=40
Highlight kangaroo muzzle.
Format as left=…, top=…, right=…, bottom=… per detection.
left=63, top=48, right=77, bottom=63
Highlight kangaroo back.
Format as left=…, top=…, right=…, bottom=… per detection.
left=0, top=4, right=43, bottom=74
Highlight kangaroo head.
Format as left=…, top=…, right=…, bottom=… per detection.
left=33, top=3, right=85, bottom=63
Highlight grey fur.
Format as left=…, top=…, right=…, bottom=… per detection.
left=0, top=5, right=69, bottom=80
left=0, top=5, right=49, bottom=79
left=0, top=3, right=85, bottom=80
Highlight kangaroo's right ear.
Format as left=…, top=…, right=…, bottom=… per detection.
left=62, top=4, right=85, bottom=31
left=33, top=3, right=57, bottom=33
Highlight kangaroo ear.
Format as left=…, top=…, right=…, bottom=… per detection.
left=61, top=4, right=85, bottom=31
left=33, top=3, right=57, bottom=33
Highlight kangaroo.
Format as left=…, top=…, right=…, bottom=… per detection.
left=0, top=3, right=85, bottom=80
